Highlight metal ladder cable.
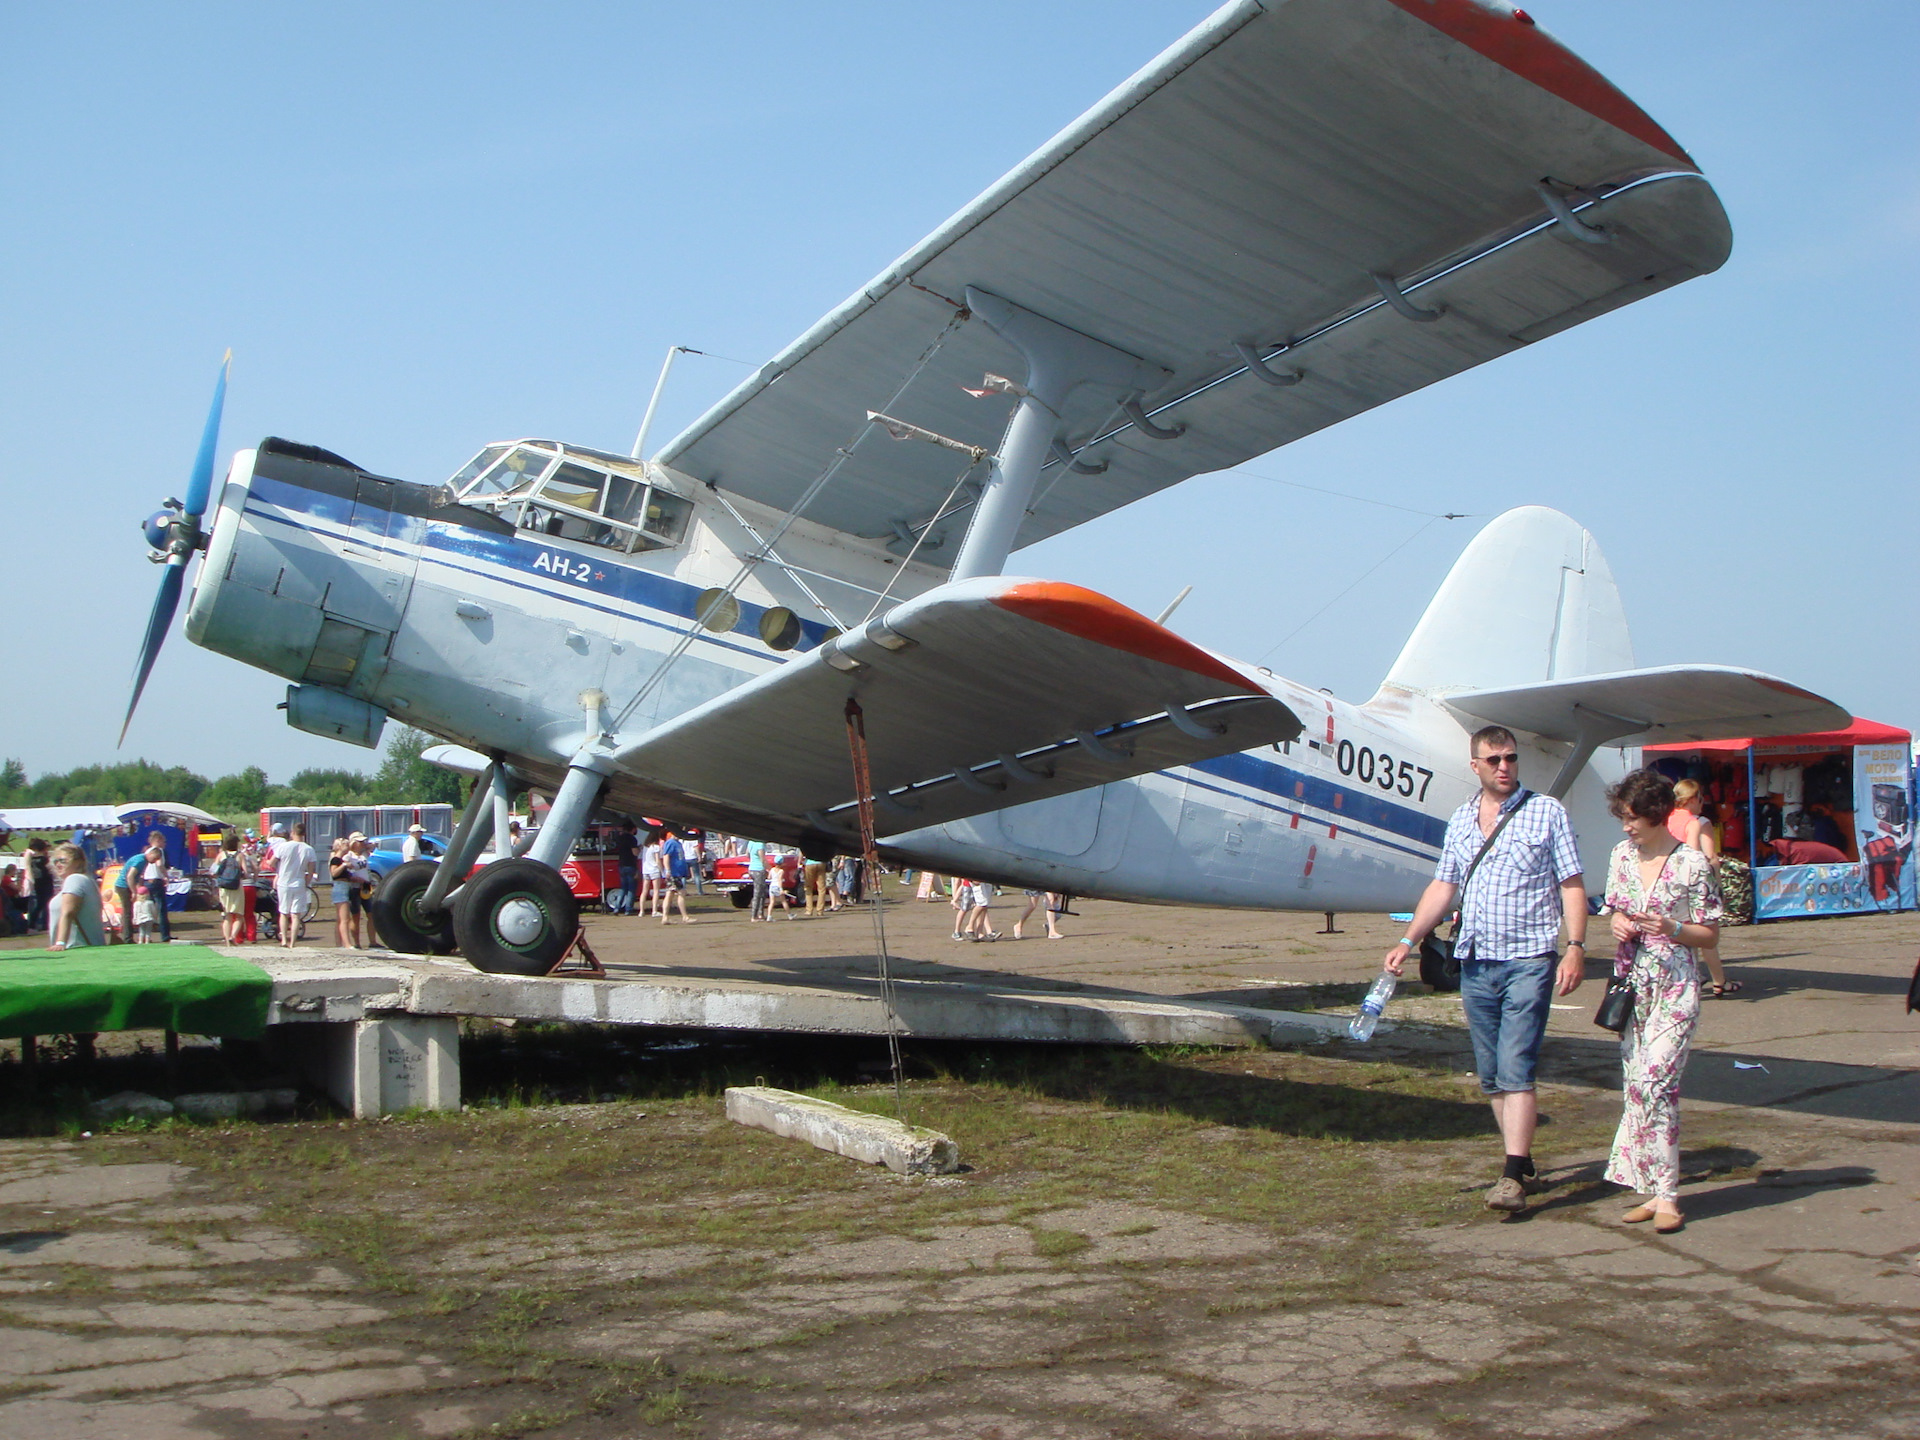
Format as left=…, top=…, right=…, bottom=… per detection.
left=844, top=697, right=908, bottom=1122
left=610, top=307, right=971, bottom=732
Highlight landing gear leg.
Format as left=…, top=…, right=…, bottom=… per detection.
left=452, top=755, right=609, bottom=976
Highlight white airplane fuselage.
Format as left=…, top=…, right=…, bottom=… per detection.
left=186, top=439, right=1627, bottom=917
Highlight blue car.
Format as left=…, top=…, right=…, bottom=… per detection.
left=365, top=831, right=449, bottom=878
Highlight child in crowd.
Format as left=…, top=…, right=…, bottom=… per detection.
left=133, top=883, right=159, bottom=943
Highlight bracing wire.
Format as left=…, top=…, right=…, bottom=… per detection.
left=1253, top=516, right=1442, bottom=666
left=611, top=308, right=970, bottom=732
left=1228, top=466, right=1471, bottom=520
left=859, top=453, right=985, bottom=625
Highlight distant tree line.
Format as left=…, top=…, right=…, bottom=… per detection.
left=0, top=728, right=464, bottom=815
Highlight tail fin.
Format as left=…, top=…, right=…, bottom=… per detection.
left=1383, top=506, right=1633, bottom=696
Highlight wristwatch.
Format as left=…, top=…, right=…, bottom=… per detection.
left=1566, top=940, right=1586, bottom=950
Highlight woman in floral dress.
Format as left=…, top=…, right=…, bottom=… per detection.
left=1603, top=769, right=1724, bottom=1233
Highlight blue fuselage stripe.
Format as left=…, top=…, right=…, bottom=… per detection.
left=1185, top=751, right=1447, bottom=855
left=241, top=475, right=815, bottom=663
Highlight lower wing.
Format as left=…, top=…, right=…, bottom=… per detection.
left=613, top=577, right=1302, bottom=841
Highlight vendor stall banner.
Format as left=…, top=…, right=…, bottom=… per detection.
left=1853, top=744, right=1916, bottom=912
left=1755, top=863, right=1878, bottom=920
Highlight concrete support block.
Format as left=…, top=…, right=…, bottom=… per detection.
left=272, top=1015, right=461, bottom=1118
left=725, top=1086, right=960, bottom=1175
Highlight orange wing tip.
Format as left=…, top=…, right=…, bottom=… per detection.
left=991, top=581, right=1260, bottom=694
left=1385, top=0, right=1696, bottom=168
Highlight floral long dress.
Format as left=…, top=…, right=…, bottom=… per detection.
left=1602, top=841, right=1723, bottom=1201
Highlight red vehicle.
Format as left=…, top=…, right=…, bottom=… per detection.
left=472, top=825, right=624, bottom=907
left=710, top=847, right=801, bottom=908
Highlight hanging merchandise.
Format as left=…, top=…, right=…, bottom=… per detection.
left=1645, top=719, right=1915, bottom=923
left=1853, top=743, right=1916, bottom=911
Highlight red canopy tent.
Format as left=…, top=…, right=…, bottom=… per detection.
left=1646, top=719, right=1914, bottom=920
left=1644, top=719, right=1910, bottom=756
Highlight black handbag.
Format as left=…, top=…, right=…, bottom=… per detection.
left=1594, top=945, right=1636, bottom=1033
left=1597, top=849, right=1678, bottom=1033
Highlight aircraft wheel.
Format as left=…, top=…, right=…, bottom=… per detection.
left=1418, top=935, right=1460, bottom=993
left=452, top=858, right=579, bottom=976
left=728, top=890, right=751, bottom=909
left=370, top=860, right=458, bottom=955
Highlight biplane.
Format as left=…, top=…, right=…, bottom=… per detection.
left=127, top=0, right=1846, bottom=973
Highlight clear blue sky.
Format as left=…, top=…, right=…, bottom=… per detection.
left=3, top=2, right=1914, bottom=784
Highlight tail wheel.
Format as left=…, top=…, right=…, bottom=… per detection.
left=728, top=889, right=751, bottom=909
left=452, top=858, right=579, bottom=976
left=370, top=859, right=457, bottom=955
left=1418, top=935, right=1461, bottom=992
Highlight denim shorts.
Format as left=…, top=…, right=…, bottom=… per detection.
left=1459, top=954, right=1558, bottom=1095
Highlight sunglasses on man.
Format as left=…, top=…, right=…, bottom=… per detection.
left=1475, top=752, right=1520, bottom=768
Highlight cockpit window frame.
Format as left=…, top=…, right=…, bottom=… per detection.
left=446, top=440, right=694, bottom=555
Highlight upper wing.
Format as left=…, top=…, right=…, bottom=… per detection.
left=610, top=577, right=1301, bottom=840
left=1443, top=666, right=1850, bottom=747
left=658, top=0, right=1730, bottom=555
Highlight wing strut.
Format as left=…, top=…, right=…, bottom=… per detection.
left=950, top=287, right=1167, bottom=581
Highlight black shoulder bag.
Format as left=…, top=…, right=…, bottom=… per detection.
left=1596, top=847, right=1678, bottom=1035
left=1420, top=791, right=1532, bottom=989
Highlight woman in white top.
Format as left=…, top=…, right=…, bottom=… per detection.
left=640, top=836, right=665, bottom=917
left=46, top=844, right=105, bottom=950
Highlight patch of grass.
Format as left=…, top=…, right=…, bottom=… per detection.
left=1031, top=1228, right=1092, bottom=1260
left=1110, top=1222, right=1158, bottom=1237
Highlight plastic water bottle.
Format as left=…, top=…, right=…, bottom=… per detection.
left=1348, top=970, right=1398, bottom=1042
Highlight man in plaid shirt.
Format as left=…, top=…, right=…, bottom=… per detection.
left=1382, top=725, right=1588, bottom=1213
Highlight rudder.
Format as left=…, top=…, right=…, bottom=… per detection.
left=1383, top=506, right=1633, bottom=695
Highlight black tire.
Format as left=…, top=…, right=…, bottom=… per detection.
left=370, top=859, right=458, bottom=955
left=727, top=889, right=751, bottom=909
left=1419, top=935, right=1461, bottom=992
left=452, top=858, right=579, bottom=976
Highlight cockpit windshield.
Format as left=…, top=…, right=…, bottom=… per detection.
left=443, top=441, right=693, bottom=554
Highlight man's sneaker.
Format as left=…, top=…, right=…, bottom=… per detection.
left=1484, top=1177, right=1529, bottom=1212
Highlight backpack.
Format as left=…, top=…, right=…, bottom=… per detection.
left=215, top=854, right=243, bottom=889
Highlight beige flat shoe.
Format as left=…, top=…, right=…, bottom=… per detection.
left=1621, top=1205, right=1657, bottom=1224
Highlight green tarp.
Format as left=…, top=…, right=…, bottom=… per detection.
left=0, top=946, right=272, bottom=1039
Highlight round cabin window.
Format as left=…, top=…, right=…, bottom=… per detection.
left=694, top=588, right=740, bottom=633
left=759, top=607, right=802, bottom=651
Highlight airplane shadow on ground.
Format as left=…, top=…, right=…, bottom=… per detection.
left=596, top=951, right=1917, bottom=1125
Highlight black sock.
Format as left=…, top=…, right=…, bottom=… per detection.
left=1503, top=1154, right=1533, bottom=1182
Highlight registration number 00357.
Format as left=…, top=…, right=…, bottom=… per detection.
left=1335, top=740, right=1433, bottom=801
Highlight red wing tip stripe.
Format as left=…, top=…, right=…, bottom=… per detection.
left=992, top=581, right=1260, bottom=694
left=1384, top=0, right=1695, bottom=167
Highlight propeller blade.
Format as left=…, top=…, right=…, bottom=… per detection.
left=120, top=563, right=186, bottom=746
left=182, top=349, right=232, bottom=519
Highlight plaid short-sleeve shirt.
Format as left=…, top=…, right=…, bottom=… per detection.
left=1434, top=788, right=1584, bottom=962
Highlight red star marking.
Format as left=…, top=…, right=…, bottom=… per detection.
left=593, top=571, right=605, bottom=581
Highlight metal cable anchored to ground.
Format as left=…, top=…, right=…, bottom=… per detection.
left=844, top=697, right=909, bottom=1122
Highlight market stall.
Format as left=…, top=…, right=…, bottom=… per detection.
left=1644, top=720, right=1915, bottom=921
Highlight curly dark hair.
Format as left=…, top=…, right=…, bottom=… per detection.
left=1607, top=768, right=1675, bottom=824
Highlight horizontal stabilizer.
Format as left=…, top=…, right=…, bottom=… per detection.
left=1443, top=666, right=1849, bottom=747
left=614, top=578, right=1301, bottom=839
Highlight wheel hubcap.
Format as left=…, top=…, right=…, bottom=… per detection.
left=496, top=897, right=546, bottom=947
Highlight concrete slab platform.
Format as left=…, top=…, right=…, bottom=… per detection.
left=229, top=942, right=1350, bottom=1116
